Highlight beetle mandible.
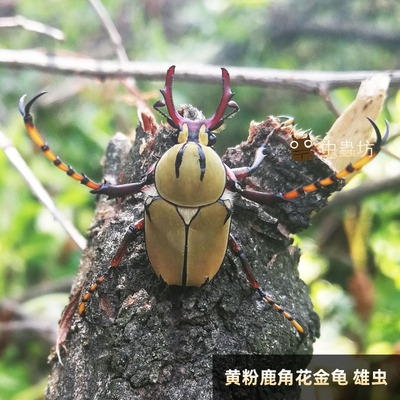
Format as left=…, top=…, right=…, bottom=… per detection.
left=19, top=66, right=389, bottom=334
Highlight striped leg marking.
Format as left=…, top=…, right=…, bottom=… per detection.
left=19, top=92, right=101, bottom=190
left=228, top=234, right=304, bottom=334
left=283, top=118, right=389, bottom=200
left=78, top=219, right=144, bottom=317
left=232, top=116, right=294, bottom=179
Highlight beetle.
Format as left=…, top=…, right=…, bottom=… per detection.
left=19, top=66, right=388, bottom=334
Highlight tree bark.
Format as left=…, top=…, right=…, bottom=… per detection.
left=45, top=107, right=340, bottom=399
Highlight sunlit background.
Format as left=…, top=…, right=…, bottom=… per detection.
left=0, top=0, right=399, bottom=398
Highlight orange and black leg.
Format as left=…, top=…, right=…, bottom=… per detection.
left=229, top=117, right=388, bottom=206
left=78, top=219, right=144, bottom=317
left=232, top=116, right=294, bottom=180
left=19, top=92, right=153, bottom=199
left=228, top=234, right=304, bottom=334
left=19, top=92, right=102, bottom=190
left=282, top=118, right=389, bottom=200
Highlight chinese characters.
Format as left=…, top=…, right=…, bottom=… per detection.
left=225, top=367, right=387, bottom=387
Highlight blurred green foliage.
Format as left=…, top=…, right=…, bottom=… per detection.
left=0, top=0, right=399, bottom=398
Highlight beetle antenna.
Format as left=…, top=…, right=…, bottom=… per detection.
left=153, top=99, right=180, bottom=129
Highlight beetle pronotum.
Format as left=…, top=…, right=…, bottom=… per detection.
left=19, top=66, right=388, bottom=334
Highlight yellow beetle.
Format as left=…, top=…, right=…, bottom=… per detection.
left=147, top=67, right=234, bottom=287
left=19, top=66, right=389, bottom=334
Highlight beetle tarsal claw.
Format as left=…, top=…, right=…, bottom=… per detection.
left=18, top=94, right=27, bottom=117
left=20, top=92, right=48, bottom=119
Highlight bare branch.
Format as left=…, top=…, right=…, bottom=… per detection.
left=0, top=15, right=64, bottom=41
left=325, top=174, right=400, bottom=211
left=2, top=49, right=400, bottom=92
left=381, top=147, right=400, bottom=162
left=0, top=130, right=87, bottom=251
left=318, top=85, right=341, bottom=117
left=15, top=277, right=73, bottom=303
left=88, top=0, right=130, bottom=65
left=277, top=20, right=400, bottom=50
left=0, top=320, right=56, bottom=343
left=0, top=299, right=56, bottom=344
left=87, top=0, right=157, bottom=133
left=386, top=132, right=400, bottom=144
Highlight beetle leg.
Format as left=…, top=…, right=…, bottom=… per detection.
left=225, top=165, right=285, bottom=206
left=281, top=118, right=389, bottom=200
left=90, top=180, right=146, bottom=198
left=237, top=188, right=286, bottom=205
left=232, top=115, right=294, bottom=180
left=229, top=118, right=388, bottom=206
left=228, top=234, right=304, bottom=334
left=78, top=219, right=144, bottom=318
left=19, top=92, right=102, bottom=190
left=90, top=168, right=155, bottom=199
left=20, top=92, right=156, bottom=200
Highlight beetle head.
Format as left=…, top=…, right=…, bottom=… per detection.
left=154, top=66, right=239, bottom=146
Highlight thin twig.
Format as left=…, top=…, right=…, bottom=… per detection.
left=386, top=134, right=400, bottom=144
left=276, top=20, right=400, bottom=50
left=15, top=277, right=74, bottom=303
left=0, top=320, right=56, bottom=343
left=0, top=299, right=56, bottom=344
left=318, top=84, right=341, bottom=117
left=88, top=0, right=130, bottom=65
left=2, top=49, right=400, bottom=92
left=87, top=0, right=136, bottom=93
left=325, top=174, right=400, bottom=211
left=0, top=130, right=86, bottom=250
left=381, top=147, right=400, bottom=162
left=0, top=15, right=64, bottom=41
left=88, top=0, right=157, bottom=133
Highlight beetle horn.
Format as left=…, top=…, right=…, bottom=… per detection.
left=155, top=65, right=184, bottom=129
left=154, top=66, right=239, bottom=131
left=205, top=68, right=239, bottom=131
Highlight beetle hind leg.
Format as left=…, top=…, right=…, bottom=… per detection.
left=228, top=234, right=304, bottom=334
left=78, top=219, right=144, bottom=319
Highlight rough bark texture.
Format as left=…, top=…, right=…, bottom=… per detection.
left=45, top=107, right=342, bottom=399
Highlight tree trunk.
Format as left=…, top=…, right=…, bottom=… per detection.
left=45, top=107, right=340, bottom=399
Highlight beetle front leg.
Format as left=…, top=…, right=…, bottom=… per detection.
left=229, top=117, right=389, bottom=207
left=228, top=234, right=304, bottom=334
left=232, top=116, right=294, bottom=180
left=20, top=92, right=156, bottom=200
left=281, top=118, right=389, bottom=200
left=78, top=219, right=144, bottom=317
left=225, top=165, right=286, bottom=206
left=19, top=92, right=102, bottom=191
left=90, top=162, right=156, bottom=199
